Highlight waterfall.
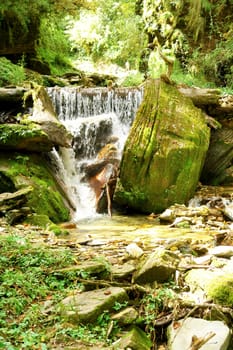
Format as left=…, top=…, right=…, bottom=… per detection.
left=47, top=86, right=143, bottom=220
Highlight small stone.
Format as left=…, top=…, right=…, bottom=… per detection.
left=159, top=209, right=175, bottom=222
left=125, top=243, right=144, bottom=258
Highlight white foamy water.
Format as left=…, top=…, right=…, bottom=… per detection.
left=47, top=87, right=143, bottom=220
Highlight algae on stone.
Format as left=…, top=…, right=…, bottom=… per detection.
left=0, top=152, right=70, bottom=223
left=0, top=124, right=53, bottom=152
left=206, top=274, right=233, bottom=307
left=114, top=79, right=210, bottom=213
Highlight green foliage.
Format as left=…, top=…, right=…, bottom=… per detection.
left=0, top=234, right=76, bottom=349
left=0, top=233, right=121, bottom=348
left=68, top=0, right=147, bottom=69
left=0, top=0, right=90, bottom=32
left=140, top=287, right=174, bottom=332
left=0, top=57, right=25, bottom=87
left=36, top=17, right=73, bottom=76
left=194, top=36, right=233, bottom=89
left=0, top=1, right=50, bottom=32
left=121, top=71, right=144, bottom=87
left=113, top=300, right=129, bottom=311
left=171, top=60, right=214, bottom=88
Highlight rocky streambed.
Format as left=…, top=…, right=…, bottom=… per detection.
left=1, top=185, right=233, bottom=349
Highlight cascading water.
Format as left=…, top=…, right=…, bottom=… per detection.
left=47, top=87, right=143, bottom=220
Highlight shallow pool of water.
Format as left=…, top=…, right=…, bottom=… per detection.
left=72, top=213, right=216, bottom=247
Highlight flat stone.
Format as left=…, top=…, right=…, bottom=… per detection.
left=59, top=287, right=128, bottom=323
left=54, top=259, right=110, bottom=277
left=167, top=317, right=231, bottom=350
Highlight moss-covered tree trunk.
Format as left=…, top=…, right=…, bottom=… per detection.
left=114, top=79, right=210, bottom=213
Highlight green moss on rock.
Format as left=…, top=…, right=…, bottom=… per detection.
left=0, top=152, right=70, bottom=223
left=206, top=274, right=233, bottom=307
left=114, top=79, right=210, bottom=213
left=0, top=124, right=53, bottom=152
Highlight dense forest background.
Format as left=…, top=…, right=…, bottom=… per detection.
left=0, top=0, right=233, bottom=89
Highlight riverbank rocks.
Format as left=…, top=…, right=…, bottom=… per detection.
left=114, top=78, right=210, bottom=213
left=0, top=85, right=74, bottom=224
left=132, top=248, right=179, bottom=284
left=167, top=317, right=231, bottom=350
left=59, top=287, right=129, bottom=323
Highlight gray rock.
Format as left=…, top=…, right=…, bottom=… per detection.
left=167, top=317, right=231, bottom=350
left=132, top=248, right=179, bottom=284
left=59, top=287, right=128, bottom=323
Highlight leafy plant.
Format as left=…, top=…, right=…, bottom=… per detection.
left=140, top=287, right=174, bottom=331
left=36, top=17, right=73, bottom=76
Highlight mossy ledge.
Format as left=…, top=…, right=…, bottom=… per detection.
left=0, top=152, right=70, bottom=223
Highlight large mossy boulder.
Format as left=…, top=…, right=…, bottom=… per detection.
left=114, top=79, right=210, bottom=213
left=0, top=152, right=70, bottom=223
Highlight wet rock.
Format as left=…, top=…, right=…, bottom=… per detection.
left=132, top=248, right=179, bottom=284
left=5, top=207, right=31, bottom=225
left=167, top=317, right=231, bottom=350
left=112, top=326, right=152, bottom=350
left=185, top=269, right=222, bottom=294
left=59, top=287, right=129, bottom=323
left=111, top=307, right=138, bottom=325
